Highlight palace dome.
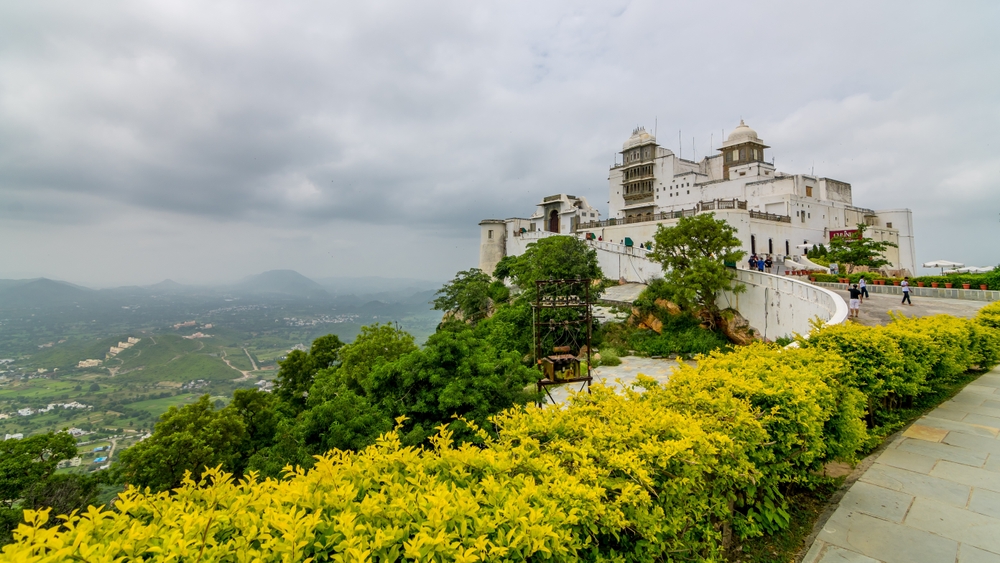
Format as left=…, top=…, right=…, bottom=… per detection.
left=724, top=120, right=761, bottom=146
left=623, top=127, right=656, bottom=150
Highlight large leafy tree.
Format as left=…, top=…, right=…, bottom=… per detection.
left=432, top=268, right=494, bottom=324
left=508, top=236, right=601, bottom=298
left=365, top=322, right=540, bottom=444
left=648, top=213, right=746, bottom=315
left=329, top=323, right=417, bottom=395
left=825, top=224, right=898, bottom=274
left=117, top=396, right=247, bottom=492
left=0, top=432, right=100, bottom=544
left=273, top=334, right=344, bottom=411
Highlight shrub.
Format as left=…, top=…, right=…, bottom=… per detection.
left=595, top=348, right=621, bottom=366
left=978, top=301, right=1000, bottom=330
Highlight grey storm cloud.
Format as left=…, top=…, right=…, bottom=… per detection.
left=1, top=1, right=999, bottom=285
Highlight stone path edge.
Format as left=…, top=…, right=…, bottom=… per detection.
left=791, top=368, right=996, bottom=563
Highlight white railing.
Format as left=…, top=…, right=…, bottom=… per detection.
left=717, top=269, right=848, bottom=340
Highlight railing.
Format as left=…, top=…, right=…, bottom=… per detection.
left=576, top=199, right=749, bottom=229
left=749, top=210, right=792, bottom=223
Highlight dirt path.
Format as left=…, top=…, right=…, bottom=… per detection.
left=243, top=348, right=258, bottom=371
left=221, top=349, right=254, bottom=380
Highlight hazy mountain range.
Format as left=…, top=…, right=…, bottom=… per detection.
left=0, top=270, right=444, bottom=310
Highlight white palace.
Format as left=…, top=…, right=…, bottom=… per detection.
left=479, top=121, right=916, bottom=280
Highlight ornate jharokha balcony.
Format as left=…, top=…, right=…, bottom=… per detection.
left=577, top=199, right=785, bottom=229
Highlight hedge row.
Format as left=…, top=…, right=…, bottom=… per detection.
left=4, top=310, right=1000, bottom=562
left=810, top=270, right=1000, bottom=290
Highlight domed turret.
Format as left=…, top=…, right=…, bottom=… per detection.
left=623, top=127, right=656, bottom=150
left=722, top=120, right=761, bottom=147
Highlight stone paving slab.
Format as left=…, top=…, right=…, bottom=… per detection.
left=803, top=366, right=1000, bottom=563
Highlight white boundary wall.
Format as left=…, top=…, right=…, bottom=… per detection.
left=505, top=233, right=848, bottom=339
left=717, top=269, right=849, bottom=340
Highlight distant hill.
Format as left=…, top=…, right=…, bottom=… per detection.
left=146, top=279, right=185, bottom=291
left=0, top=278, right=93, bottom=308
left=237, top=270, right=330, bottom=298
left=317, top=276, right=442, bottom=297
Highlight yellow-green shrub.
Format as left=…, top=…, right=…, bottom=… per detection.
left=5, top=313, right=999, bottom=562
left=3, top=386, right=747, bottom=563
left=803, top=324, right=907, bottom=409
left=977, top=301, right=1000, bottom=330
left=649, top=344, right=866, bottom=535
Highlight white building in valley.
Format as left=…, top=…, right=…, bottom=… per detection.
left=480, top=121, right=916, bottom=278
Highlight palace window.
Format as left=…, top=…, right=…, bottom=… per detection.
left=886, top=222, right=893, bottom=228
left=806, top=186, right=813, bottom=197
left=488, top=230, right=494, bottom=239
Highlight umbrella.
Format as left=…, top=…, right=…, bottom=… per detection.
left=947, top=266, right=993, bottom=274
left=922, top=260, right=965, bottom=275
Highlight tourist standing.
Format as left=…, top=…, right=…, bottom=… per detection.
left=859, top=277, right=868, bottom=302
left=764, top=255, right=773, bottom=273
left=901, top=277, right=913, bottom=305
left=758, top=257, right=765, bottom=272
left=748, top=255, right=757, bottom=270
left=848, top=284, right=862, bottom=319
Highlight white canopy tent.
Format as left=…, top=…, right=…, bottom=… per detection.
left=942, top=266, right=992, bottom=274
left=922, top=260, right=965, bottom=275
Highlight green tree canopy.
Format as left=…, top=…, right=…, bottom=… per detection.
left=432, top=268, right=493, bottom=324
left=330, top=323, right=417, bottom=395
left=273, top=334, right=344, bottom=412
left=117, top=396, right=247, bottom=492
left=825, top=224, right=898, bottom=274
left=508, top=236, right=601, bottom=298
left=648, top=213, right=746, bottom=314
left=365, top=322, right=540, bottom=444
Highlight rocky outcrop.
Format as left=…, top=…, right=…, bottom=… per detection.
left=717, top=308, right=756, bottom=346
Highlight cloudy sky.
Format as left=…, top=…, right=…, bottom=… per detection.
left=1, top=1, right=997, bottom=286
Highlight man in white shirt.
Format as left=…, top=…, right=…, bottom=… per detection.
left=901, top=277, right=913, bottom=306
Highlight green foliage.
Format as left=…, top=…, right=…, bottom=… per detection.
left=5, top=313, right=1000, bottom=560
left=273, top=335, right=345, bottom=412
left=365, top=322, right=540, bottom=444
left=331, top=323, right=417, bottom=395
left=507, top=236, right=601, bottom=300
left=116, top=395, right=247, bottom=492
left=625, top=317, right=731, bottom=358
left=977, top=301, right=1000, bottom=330
left=648, top=213, right=746, bottom=313
left=825, top=224, right=897, bottom=274
left=0, top=432, right=101, bottom=544
left=432, top=268, right=494, bottom=325
left=0, top=433, right=76, bottom=509
left=595, top=348, right=621, bottom=366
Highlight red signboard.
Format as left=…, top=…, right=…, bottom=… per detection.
left=829, top=229, right=860, bottom=241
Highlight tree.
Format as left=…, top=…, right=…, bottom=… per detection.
left=825, top=224, right=898, bottom=274
left=116, top=396, right=247, bottom=492
left=0, top=432, right=76, bottom=509
left=0, top=432, right=89, bottom=544
left=432, top=268, right=493, bottom=324
left=364, top=322, right=540, bottom=445
left=509, top=236, right=601, bottom=298
left=330, top=323, right=417, bottom=395
left=273, top=334, right=344, bottom=412
left=648, top=213, right=746, bottom=315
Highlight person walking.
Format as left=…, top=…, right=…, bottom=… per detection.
left=858, top=277, right=869, bottom=303
left=901, top=276, right=913, bottom=306
left=848, top=284, right=862, bottom=319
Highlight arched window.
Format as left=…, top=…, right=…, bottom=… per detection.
left=751, top=235, right=757, bottom=255
left=548, top=210, right=559, bottom=233
left=768, top=238, right=773, bottom=254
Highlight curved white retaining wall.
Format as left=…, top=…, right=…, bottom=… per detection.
left=717, top=269, right=849, bottom=340
left=504, top=233, right=848, bottom=338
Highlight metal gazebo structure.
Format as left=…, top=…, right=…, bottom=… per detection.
left=532, top=279, right=594, bottom=405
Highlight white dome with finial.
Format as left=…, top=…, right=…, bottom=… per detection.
left=723, top=119, right=762, bottom=147
left=623, top=126, right=656, bottom=150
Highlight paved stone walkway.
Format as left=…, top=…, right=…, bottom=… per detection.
left=803, top=365, right=1000, bottom=563
left=835, top=290, right=988, bottom=327
left=541, top=356, right=683, bottom=404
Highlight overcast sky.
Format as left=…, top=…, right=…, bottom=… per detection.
left=1, top=1, right=997, bottom=287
